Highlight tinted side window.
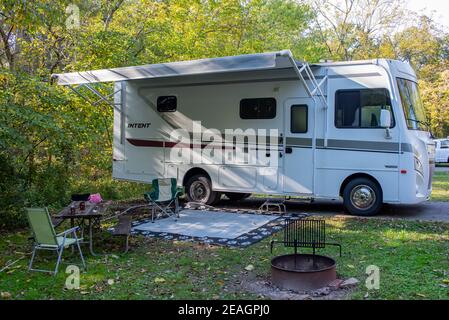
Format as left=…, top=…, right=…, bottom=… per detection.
left=157, top=96, right=177, bottom=112
left=335, top=89, right=394, bottom=128
left=240, top=98, right=276, bottom=119
left=291, top=105, right=308, bottom=133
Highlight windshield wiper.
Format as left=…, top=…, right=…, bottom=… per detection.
left=406, top=118, right=430, bottom=127
left=406, top=118, right=432, bottom=134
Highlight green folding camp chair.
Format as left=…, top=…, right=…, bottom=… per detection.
left=25, top=208, right=86, bottom=276
left=144, top=178, right=183, bottom=222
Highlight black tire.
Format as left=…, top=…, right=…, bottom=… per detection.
left=225, top=192, right=251, bottom=201
left=343, top=178, right=382, bottom=216
left=185, top=174, right=221, bottom=205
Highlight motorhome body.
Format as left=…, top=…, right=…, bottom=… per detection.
left=54, top=50, right=435, bottom=215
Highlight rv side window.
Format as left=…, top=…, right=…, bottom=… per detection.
left=157, top=96, right=177, bottom=112
left=240, top=98, right=276, bottom=119
left=291, top=105, right=308, bottom=133
left=335, top=89, right=394, bottom=128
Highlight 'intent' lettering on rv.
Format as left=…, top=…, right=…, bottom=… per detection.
left=128, top=123, right=151, bottom=128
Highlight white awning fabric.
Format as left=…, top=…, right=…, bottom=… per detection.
left=53, top=51, right=300, bottom=85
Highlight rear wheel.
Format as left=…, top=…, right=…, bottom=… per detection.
left=225, top=192, right=251, bottom=201
left=185, top=174, right=221, bottom=205
left=343, top=178, right=382, bottom=216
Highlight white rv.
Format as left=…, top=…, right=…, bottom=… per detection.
left=54, top=50, right=435, bottom=216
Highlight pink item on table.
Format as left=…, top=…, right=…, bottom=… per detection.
left=88, top=193, right=102, bottom=203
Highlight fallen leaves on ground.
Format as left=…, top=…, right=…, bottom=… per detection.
left=244, top=264, right=254, bottom=271
left=1, top=292, right=12, bottom=299
left=154, top=277, right=166, bottom=283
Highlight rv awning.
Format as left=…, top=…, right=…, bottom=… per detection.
left=52, top=51, right=300, bottom=86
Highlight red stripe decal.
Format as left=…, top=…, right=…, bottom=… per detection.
left=127, top=139, right=235, bottom=150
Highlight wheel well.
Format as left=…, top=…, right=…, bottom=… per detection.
left=339, top=173, right=382, bottom=197
left=182, top=167, right=211, bottom=187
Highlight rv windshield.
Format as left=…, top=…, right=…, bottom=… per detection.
left=397, top=78, right=428, bottom=131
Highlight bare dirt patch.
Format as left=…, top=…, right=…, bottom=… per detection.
left=231, top=271, right=354, bottom=300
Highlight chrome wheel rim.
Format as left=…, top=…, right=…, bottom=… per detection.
left=350, top=185, right=376, bottom=210
left=190, top=181, right=209, bottom=202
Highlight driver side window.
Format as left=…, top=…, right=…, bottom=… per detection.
left=335, top=88, right=394, bottom=128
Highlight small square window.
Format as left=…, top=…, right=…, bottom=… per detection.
left=291, top=105, right=308, bottom=133
left=157, top=96, right=177, bottom=112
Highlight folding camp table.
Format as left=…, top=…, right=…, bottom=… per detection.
left=55, top=201, right=104, bottom=256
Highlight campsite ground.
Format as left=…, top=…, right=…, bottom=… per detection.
left=431, top=171, right=449, bottom=201
left=0, top=217, right=448, bottom=300
left=0, top=171, right=448, bottom=300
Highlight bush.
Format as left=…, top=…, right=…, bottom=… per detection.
left=23, top=164, right=71, bottom=208
left=0, top=157, right=26, bottom=229
left=69, top=175, right=149, bottom=201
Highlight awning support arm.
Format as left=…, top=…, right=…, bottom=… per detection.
left=277, top=50, right=329, bottom=147
left=65, top=82, right=125, bottom=147
left=66, top=83, right=122, bottom=113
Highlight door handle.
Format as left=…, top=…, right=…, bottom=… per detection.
left=285, top=147, right=293, bottom=154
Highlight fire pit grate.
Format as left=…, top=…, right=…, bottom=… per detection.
left=271, top=217, right=341, bottom=256
left=270, top=217, right=342, bottom=292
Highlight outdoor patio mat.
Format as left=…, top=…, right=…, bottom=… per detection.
left=130, top=209, right=287, bottom=247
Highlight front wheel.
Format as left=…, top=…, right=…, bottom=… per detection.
left=185, top=174, right=221, bottom=205
left=343, top=178, right=382, bottom=216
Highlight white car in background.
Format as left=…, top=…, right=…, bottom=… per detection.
left=435, top=139, right=449, bottom=163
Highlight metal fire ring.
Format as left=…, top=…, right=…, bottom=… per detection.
left=271, top=254, right=337, bottom=292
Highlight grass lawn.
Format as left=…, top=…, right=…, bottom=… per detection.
left=1, top=217, right=448, bottom=300
left=431, top=171, right=449, bottom=201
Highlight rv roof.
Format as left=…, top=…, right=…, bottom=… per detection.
left=52, top=51, right=304, bottom=86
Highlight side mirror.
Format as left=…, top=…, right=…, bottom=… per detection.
left=380, top=109, right=392, bottom=128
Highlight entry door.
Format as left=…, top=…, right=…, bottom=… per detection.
left=283, top=98, right=314, bottom=194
